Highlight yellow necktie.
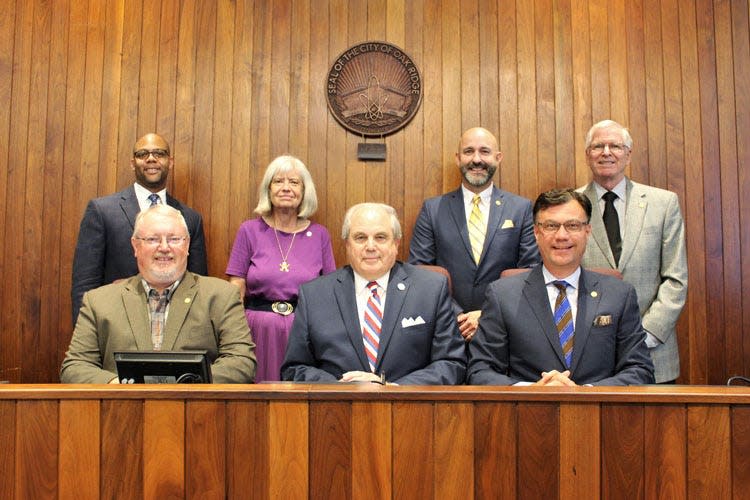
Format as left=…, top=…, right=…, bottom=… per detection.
left=468, top=195, right=485, bottom=264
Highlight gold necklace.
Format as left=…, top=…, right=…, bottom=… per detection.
left=273, top=226, right=297, bottom=272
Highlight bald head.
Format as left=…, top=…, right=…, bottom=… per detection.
left=456, top=127, right=503, bottom=192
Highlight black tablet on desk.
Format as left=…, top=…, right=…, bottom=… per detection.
left=114, top=350, right=212, bottom=384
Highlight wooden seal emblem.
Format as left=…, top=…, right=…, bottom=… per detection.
left=326, top=41, right=422, bottom=136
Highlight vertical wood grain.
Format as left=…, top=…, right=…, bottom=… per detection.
left=644, top=405, right=687, bottom=499
left=0, top=401, right=14, bottom=498
left=687, top=405, right=730, bottom=498
left=435, top=402, right=474, bottom=499
left=559, top=403, right=600, bottom=500
left=601, top=404, right=644, bottom=499
left=310, top=402, right=352, bottom=500
left=393, top=402, right=433, bottom=499
left=474, top=402, right=516, bottom=500
left=186, top=400, right=226, bottom=499
left=227, top=401, right=269, bottom=500
left=0, top=0, right=745, bottom=385
left=732, top=406, right=750, bottom=498
left=352, top=401, right=392, bottom=500
left=144, top=400, right=185, bottom=499
left=59, top=400, right=100, bottom=500
left=101, top=400, right=143, bottom=498
left=269, top=401, right=308, bottom=498
left=517, top=403, right=558, bottom=499
left=16, top=400, right=58, bottom=498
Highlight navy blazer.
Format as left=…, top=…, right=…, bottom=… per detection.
left=408, top=186, right=540, bottom=312
left=281, top=262, right=466, bottom=385
left=71, top=185, right=208, bottom=324
left=467, top=266, right=654, bottom=386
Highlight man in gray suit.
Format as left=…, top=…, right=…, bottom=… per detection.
left=71, top=133, right=208, bottom=325
left=281, top=203, right=466, bottom=385
left=467, top=189, right=654, bottom=386
left=409, top=127, right=539, bottom=341
left=61, top=205, right=256, bottom=384
left=578, top=120, right=687, bottom=383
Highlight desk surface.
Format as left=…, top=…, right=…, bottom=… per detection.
left=2, top=384, right=749, bottom=499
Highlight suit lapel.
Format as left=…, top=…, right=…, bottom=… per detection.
left=161, top=273, right=199, bottom=351
left=583, top=183, right=617, bottom=268
left=523, top=268, right=568, bottom=367
left=334, top=268, right=370, bottom=371
left=569, top=270, right=599, bottom=372
left=375, top=263, right=409, bottom=369
left=447, top=188, right=475, bottom=265
left=479, top=186, right=504, bottom=267
left=619, top=180, right=646, bottom=269
left=122, top=277, right=152, bottom=350
left=120, top=186, right=141, bottom=230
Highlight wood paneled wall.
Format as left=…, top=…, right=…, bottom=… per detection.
left=2, top=384, right=750, bottom=498
left=0, top=0, right=747, bottom=384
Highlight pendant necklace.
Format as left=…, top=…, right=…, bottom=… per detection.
left=273, top=226, right=297, bottom=272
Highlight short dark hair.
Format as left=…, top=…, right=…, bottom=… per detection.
left=533, top=188, right=592, bottom=222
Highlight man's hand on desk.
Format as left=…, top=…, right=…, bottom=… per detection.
left=534, top=370, right=577, bottom=386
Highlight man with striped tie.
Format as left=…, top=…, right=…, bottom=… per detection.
left=281, top=203, right=466, bottom=385
left=467, top=189, right=653, bottom=386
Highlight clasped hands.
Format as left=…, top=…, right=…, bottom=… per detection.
left=534, top=369, right=577, bottom=386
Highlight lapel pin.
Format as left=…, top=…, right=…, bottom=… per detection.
left=184, top=297, right=191, bottom=303
left=397, top=283, right=406, bottom=291
left=639, top=202, right=645, bottom=208
left=590, top=291, right=598, bottom=298
left=306, top=231, right=312, bottom=237
left=495, top=200, right=501, bottom=206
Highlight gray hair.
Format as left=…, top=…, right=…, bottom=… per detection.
left=254, top=155, right=318, bottom=218
left=132, top=204, right=189, bottom=237
left=341, top=203, right=402, bottom=240
left=585, top=120, right=633, bottom=149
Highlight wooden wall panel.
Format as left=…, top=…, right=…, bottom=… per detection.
left=0, top=0, right=748, bottom=385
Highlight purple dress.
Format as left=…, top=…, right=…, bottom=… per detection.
left=226, top=218, right=336, bottom=382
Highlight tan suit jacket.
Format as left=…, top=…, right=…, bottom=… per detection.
left=579, top=179, right=687, bottom=382
left=61, top=272, right=256, bottom=384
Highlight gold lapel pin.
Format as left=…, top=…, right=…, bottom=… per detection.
left=184, top=298, right=191, bottom=303
left=590, top=291, right=598, bottom=298
left=495, top=200, right=501, bottom=206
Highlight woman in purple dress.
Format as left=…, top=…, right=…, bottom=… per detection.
left=226, top=156, right=336, bottom=382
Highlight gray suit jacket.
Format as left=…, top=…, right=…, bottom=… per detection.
left=467, top=266, right=654, bottom=386
left=71, top=185, right=208, bottom=325
left=579, top=179, right=687, bottom=382
left=281, top=262, right=466, bottom=384
left=61, top=272, right=256, bottom=384
left=408, top=186, right=540, bottom=312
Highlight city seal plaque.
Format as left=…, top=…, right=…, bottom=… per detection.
left=326, top=41, right=422, bottom=136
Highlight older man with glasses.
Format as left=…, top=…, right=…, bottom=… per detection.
left=467, top=188, right=654, bottom=386
left=61, top=204, right=256, bottom=384
left=577, top=119, right=688, bottom=384
left=71, top=133, right=208, bottom=326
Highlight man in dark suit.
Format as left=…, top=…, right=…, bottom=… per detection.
left=71, top=133, right=208, bottom=324
left=408, top=127, right=539, bottom=341
left=61, top=205, right=256, bottom=384
left=281, top=203, right=466, bottom=385
left=467, top=189, right=654, bottom=386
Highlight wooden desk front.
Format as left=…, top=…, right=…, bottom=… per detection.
left=1, top=384, right=748, bottom=499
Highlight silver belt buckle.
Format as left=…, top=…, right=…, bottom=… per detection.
left=271, top=301, right=294, bottom=316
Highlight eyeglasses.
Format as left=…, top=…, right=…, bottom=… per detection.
left=134, top=235, right=189, bottom=247
left=133, top=149, right=169, bottom=160
left=588, top=143, right=629, bottom=154
left=536, top=220, right=589, bottom=234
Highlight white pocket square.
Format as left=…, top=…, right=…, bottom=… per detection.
left=401, top=316, right=426, bottom=328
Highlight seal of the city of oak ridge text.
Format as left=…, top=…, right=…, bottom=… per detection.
left=326, top=41, right=422, bottom=136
